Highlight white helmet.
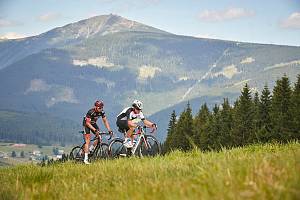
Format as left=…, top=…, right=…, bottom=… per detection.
left=132, top=100, right=143, bottom=110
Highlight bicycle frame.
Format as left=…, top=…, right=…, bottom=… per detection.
left=130, top=126, right=151, bottom=155
left=108, top=126, right=159, bottom=158
left=72, top=131, right=111, bottom=160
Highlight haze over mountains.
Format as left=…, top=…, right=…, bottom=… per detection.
left=0, top=14, right=300, bottom=143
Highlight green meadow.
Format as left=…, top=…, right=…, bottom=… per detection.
left=0, top=142, right=299, bottom=200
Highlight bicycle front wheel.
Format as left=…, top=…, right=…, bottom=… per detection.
left=69, top=146, right=84, bottom=161
left=108, top=138, right=127, bottom=158
left=140, top=135, right=161, bottom=157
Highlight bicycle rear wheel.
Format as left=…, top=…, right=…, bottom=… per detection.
left=69, top=146, right=84, bottom=161
left=108, top=138, right=127, bottom=158
left=140, top=135, right=161, bottom=157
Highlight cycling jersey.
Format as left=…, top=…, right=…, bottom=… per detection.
left=83, top=108, right=106, bottom=126
left=117, top=107, right=145, bottom=123
left=116, top=107, right=145, bottom=133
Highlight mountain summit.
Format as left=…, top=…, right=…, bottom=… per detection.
left=0, top=14, right=168, bottom=69
left=40, top=14, right=169, bottom=42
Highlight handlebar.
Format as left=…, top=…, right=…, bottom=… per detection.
left=135, top=125, right=157, bottom=134
left=78, top=130, right=113, bottom=140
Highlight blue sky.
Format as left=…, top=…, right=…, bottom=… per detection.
left=0, top=0, right=300, bottom=46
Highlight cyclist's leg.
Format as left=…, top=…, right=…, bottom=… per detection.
left=83, top=126, right=91, bottom=163
left=127, top=120, right=136, bottom=141
left=116, top=119, right=129, bottom=134
left=117, top=119, right=133, bottom=148
left=91, top=124, right=99, bottom=149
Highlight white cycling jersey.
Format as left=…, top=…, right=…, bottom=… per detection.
left=117, top=107, right=145, bottom=123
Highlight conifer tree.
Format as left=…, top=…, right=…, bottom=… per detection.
left=219, top=98, right=233, bottom=148
left=163, top=110, right=177, bottom=153
left=258, top=84, right=272, bottom=142
left=291, top=74, right=300, bottom=139
left=193, top=103, right=210, bottom=149
left=173, top=103, right=194, bottom=151
left=209, top=104, right=222, bottom=150
left=231, top=83, right=255, bottom=146
left=271, top=75, right=293, bottom=141
left=253, top=91, right=260, bottom=136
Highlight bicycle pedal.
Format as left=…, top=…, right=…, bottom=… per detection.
left=119, top=154, right=127, bottom=157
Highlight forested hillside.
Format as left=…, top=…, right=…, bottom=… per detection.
left=0, top=111, right=81, bottom=145
left=163, top=74, right=300, bottom=152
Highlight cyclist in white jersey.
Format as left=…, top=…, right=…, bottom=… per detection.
left=116, top=100, right=157, bottom=148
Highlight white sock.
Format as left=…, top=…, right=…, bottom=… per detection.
left=84, top=153, right=88, bottom=161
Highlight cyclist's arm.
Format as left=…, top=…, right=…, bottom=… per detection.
left=143, top=119, right=155, bottom=128
left=85, top=118, right=97, bottom=132
left=102, top=116, right=112, bottom=132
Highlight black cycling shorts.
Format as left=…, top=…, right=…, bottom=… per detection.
left=116, top=119, right=129, bottom=133
left=84, top=123, right=99, bottom=134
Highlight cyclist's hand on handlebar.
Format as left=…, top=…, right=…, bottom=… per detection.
left=152, top=123, right=157, bottom=129
left=151, top=123, right=157, bottom=133
left=108, top=130, right=113, bottom=136
left=95, top=129, right=100, bottom=135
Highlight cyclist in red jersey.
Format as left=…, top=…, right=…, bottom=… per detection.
left=82, top=100, right=113, bottom=164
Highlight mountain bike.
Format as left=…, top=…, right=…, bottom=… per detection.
left=69, top=131, right=112, bottom=162
left=108, top=126, right=160, bottom=158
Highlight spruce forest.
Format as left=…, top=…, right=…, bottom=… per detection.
left=163, top=74, right=300, bottom=153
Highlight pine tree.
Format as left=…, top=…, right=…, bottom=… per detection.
left=173, top=103, right=194, bottom=151
left=193, top=103, right=210, bottom=149
left=163, top=110, right=177, bottom=153
left=209, top=104, right=222, bottom=150
left=271, top=75, right=293, bottom=141
left=231, top=83, right=255, bottom=146
left=219, top=98, right=233, bottom=148
left=291, top=74, right=300, bottom=139
left=258, top=84, right=272, bottom=142
left=253, top=91, right=260, bottom=138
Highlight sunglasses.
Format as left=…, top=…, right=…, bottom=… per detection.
left=134, top=107, right=141, bottom=111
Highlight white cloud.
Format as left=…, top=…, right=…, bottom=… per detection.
left=0, top=18, right=21, bottom=27
left=280, top=12, right=300, bottom=29
left=37, top=13, right=62, bottom=22
left=241, top=57, right=255, bottom=64
left=0, top=32, right=27, bottom=39
left=138, top=65, right=162, bottom=80
left=198, top=7, right=255, bottom=22
left=73, top=56, right=115, bottom=68
left=46, top=87, right=79, bottom=107
left=25, top=79, right=51, bottom=94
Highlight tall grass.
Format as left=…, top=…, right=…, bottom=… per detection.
left=0, top=142, right=299, bottom=200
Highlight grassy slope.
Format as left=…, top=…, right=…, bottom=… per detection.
left=0, top=142, right=299, bottom=200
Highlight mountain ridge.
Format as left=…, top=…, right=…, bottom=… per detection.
left=0, top=14, right=300, bottom=144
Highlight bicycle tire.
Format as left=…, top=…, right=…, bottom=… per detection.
left=69, top=146, right=84, bottom=161
left=139, top=135, right=161, bottom=157
left=108, top=138, right=127, bottom=158
left=97, top=143, right=109, bottom=159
